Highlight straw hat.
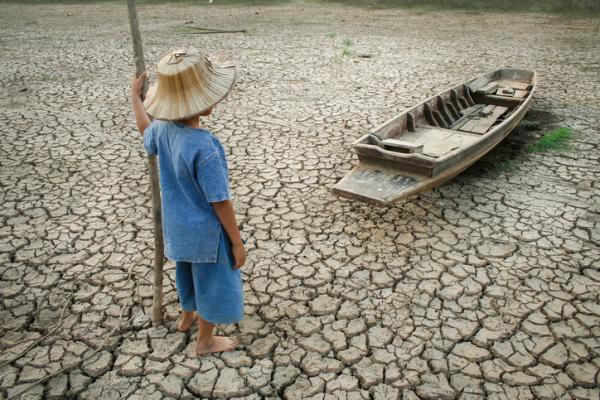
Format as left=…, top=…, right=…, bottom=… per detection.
left=143, top=48, right=236, bottom=121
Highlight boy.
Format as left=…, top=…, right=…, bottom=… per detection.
left=130, top=48, right=245, bottom=355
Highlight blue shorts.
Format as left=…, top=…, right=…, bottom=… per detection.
left=175, top=230, right=244, bottom=324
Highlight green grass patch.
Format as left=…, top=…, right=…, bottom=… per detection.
left=527, top=127, right=574, bottom=153
left=492, top=159, right=518, bottom=174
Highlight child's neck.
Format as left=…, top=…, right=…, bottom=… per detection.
left=179, top=116, right=201, bottom=129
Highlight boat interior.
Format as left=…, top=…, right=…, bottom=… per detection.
left=354, top=68, right=535, bottom=171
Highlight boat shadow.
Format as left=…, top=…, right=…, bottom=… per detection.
left=460, top=108, right=558, bottom=177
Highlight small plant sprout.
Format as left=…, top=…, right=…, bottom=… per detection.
left=342, top=38, right=354, bottom=57
left=326, top=31, right=337, bottom=48
left=527, top=127, right=574, bottom=153
left=493, top=159, right=517, bottom=174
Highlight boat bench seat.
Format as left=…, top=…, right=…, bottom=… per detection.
left=392, top=126, right=479, bottom=159
left=381, top=138, right=424, bottom=154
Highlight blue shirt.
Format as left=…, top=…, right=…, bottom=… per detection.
left=143, top=120, right=231, bottom=263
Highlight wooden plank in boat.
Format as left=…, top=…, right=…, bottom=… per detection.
left=381, top=138, right=424, bottom=154
left=457, top=105, right=495, bottom=132
left=423, top=143, right=459, bottom=158
left=496, top=87, right=515, bottom=97
left=459, top=105, right=499, bottom=133
left=468, top=76, right=491, bottom=93
left=398, top=127, right=479, bottom=158
left=497, top=80, right=529, bottom=90
left=476, top=82, right=499, bottom=94
left=459, top=105, right=508, bottom=134
left=420, top=124, right=482, bottom=138
left=472, top=93, right=523, bottom=107
left=400, top=127, right=451, bottom=143
left=422, top=132, right=478, bottom=158
left=460, top=104, right=485, bottom=117
left=452, top=119, right=470, bottom=130
left=452, top=104, right=486, bottom=130
left=514, top=89, right=528, bottom=99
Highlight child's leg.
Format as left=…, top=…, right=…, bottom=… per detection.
left=196, top=317, right=239, bottom=355
left=190, top=231, right=244, bottom=355
left=175, top=261, right=197, bottom=331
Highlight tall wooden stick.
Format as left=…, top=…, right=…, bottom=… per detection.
left=127, top=0, right=165, bottom=327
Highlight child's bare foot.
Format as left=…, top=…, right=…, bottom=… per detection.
left=195, top=336, right=239, bottom=356
left=177, top=311, right=197, bottom=332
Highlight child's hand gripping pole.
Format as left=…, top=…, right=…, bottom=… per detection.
left=131, top=72, right=151, bottom=134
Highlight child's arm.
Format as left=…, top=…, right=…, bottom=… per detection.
left=130, top=72, right=151, bottom=135
left=212, top=200, right=246, bottom=269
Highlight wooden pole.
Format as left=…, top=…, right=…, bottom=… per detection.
left=127, top=0, right=165, bottom=327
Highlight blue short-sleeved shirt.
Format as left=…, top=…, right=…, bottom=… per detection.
left=143, top=120, right=230, bottom=263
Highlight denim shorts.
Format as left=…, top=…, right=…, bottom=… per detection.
left=175, top=230, right=244, bottom=324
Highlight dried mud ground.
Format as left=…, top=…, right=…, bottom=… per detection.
left=1, top=2, right=600, bottom=399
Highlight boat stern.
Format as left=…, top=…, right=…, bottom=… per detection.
left=332, top=163, right=423, bottom=206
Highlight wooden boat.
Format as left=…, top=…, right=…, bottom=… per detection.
left=333, top=68, right=537, bottom=206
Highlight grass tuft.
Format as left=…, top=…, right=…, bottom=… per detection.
left=527, top=127, right=574, bottom=153
left=493, top=159, right=517, bottom=174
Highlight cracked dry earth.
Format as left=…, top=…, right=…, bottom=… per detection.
left=1, top=2, right=599, bottom=400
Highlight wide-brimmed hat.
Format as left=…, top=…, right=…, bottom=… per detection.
left=143, top=48, right=236, bottom=121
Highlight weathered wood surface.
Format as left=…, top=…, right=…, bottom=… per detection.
left=476, top=82, right=499, bottom=94
left=458, top=105, right=508, bottom=134
left=452, top=104, right=486, bottom=129
left=381, top=138, right=424, bottom=154
left=398, top=126, right=478, bottom=158
left=498, top=79, right=529, bottom=90
left=333, top=164, right=420, bottom=206
left=127, top=0, right=165, bottom=327
left=514, top=89, right=528, bottom=99
left=496, top=87, right=516, bottom=96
